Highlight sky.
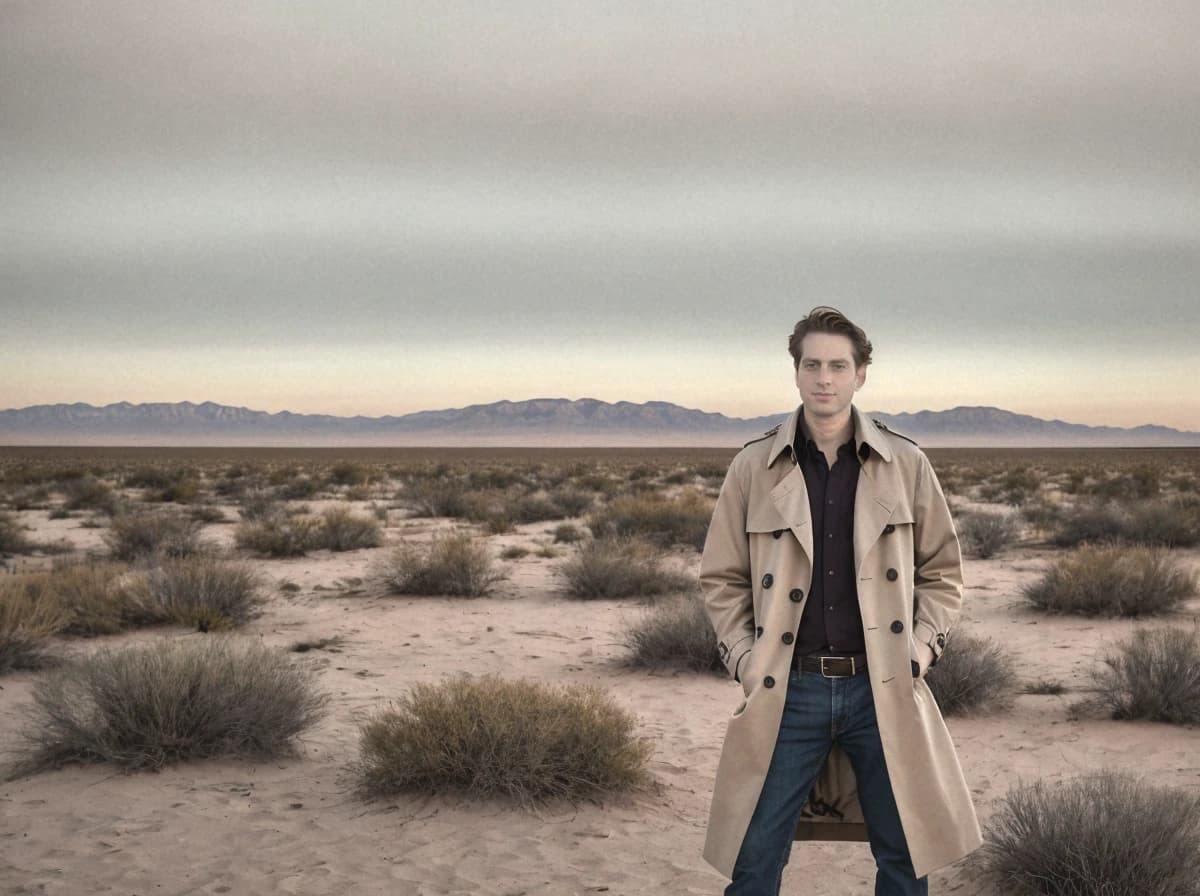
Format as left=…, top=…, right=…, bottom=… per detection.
left=3, top=1, right=1199, bottom=431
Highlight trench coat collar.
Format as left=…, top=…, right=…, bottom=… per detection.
left=766, top=404, right=894, bottom=468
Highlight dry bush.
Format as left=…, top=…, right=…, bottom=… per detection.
left=547, top=486, right=594, bottom=517
left=26, top=563, right=150, bottom=636
left=553, top=522, right=584, bottom=544
left=588, top=490, right=714, bottom=550
left=381, top=533, right=506, bottom=597
left=559, top=536, right=693, bottom=599
left=924, top=632, right=1017, bottom=715
left=133, top=557, right=265, bottom=630
left=8, top=637, right=327, bottom=775
left=0, top=582, right=66, bottom=673
left=1052, top=499, right=1200, bottom=548
left=316, top=506, right=383, bottom=551
left=500, top=545, right=530, bottom=560
left=235, top=513, right=321, bottom=557
left=1087, top=626, right=1200, bottom=725
left=61, top=477, right=120, bottom=514
left=956, top=509, right=1021, bottom=559
left=105, top=509, right=210, bottom=562
left=356, top=675, right=652, bottom=804
left=404, top=476, right=469, bottom=518
left=624, top=593, right=722, bottom=673
left=977, top=771, right=1200, bottom=896
left=1022, top=545, right=1195, bottom=616
left=0, top=511, right=33, bottom=555
left=327, top=462, right=370, bottom=487
left=238, top=490, right=283, bottom=521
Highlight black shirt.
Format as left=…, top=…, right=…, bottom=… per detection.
left=793, top=414, right=866, bottom=656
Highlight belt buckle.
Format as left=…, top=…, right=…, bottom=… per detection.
left=820, top=656, right=853, bottom=678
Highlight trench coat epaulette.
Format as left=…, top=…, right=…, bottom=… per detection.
left=872, top=418, right=919, bottom=447
left=743, top=423, right=782, bottom=448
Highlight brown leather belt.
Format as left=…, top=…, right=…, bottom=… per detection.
left=797, top=654, right=868, bottom=678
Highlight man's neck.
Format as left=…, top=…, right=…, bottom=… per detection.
left=802, top=406, right=855, bottom=464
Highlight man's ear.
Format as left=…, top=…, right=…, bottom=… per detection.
left=855, top=365, right=867, bottom=391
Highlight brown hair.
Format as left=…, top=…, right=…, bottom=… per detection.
left=788, top=306, right=873, bottom=368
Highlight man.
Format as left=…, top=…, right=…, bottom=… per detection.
left=700, top=307, right=980, bottom=895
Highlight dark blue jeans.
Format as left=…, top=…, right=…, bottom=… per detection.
left=726, top=668, right=927, bottom=896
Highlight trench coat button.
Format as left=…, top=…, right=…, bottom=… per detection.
left=772, top=529, right=785, bottom=539
left=789, top=588, right=803, bottom=602
left=781, top=632, right=794, bottom=645
left=883, top=524, right=896, bottom=535
left=890, top=620, right=904, bottom=634
left=763, top=676, right=776, bottom=688
left=886, top=568, right=899, bottom=581
left=755, top=625, right=763, bottom=637
left=761, top=573, right=774, bottom=588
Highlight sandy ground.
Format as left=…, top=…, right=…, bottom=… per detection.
left=2, top=506, right=1199, bottom=896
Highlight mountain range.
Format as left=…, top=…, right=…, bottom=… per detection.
left=1, top=399, right=1197, bottom=447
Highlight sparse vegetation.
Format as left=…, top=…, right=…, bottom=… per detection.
left=105, top=509, right=210, bottom=562
left=8, top=637, right=327, bottom=775
left=133, top=557, right=265, bottom=631
left=588, top=490, right=714, bottom=550
left=924, top=631, right=1017, bottom=714
left=380, top=533, right=507, bottom=597
left=356, top=675, right=652, bottom=804
left=316, top=506, right=383, bottom=551
left=0, top=511, right=33, bottom=555
left=624, top=593, right=722, bottom=673
left=1087, top=626, right=1200, bottom=725
left=956, top=509, right=1021, bottom=559
left=978, top=771, right=1200, bottom=896
left=0, top=581, right=66, bottom=673
left=559, top=536, right=693, bottom=599
left=235, top=513, right=321, bottom=557
left=1022, top=545, right=1196, bottom=616
left=1051, top=498, right=1200, bottom=548
left=1021, top=678, right=1067, bottom=696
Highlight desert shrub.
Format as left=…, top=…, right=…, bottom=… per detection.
left=187, top=503, right=226, bottom=524
left=553, top=522, right=584, bottom=544
left=235, top=513, right=321, bottom=557
left=238, top=490, right=284, bottom=521
left=924, top=632, right=1017, bottom=715
left=381, top=533, right=506, bottom=597
left=624, top=593, right=722, bottom=673
left=1088, top=465, right=1162, bottom=501
left=25, top=563, right=150, bottom=636
left=559, top=536, right=693, bottom=599
left=1087, top=626, right=1200, bottom=725
left=327, top=462, right=370, bottom=487
left=8, top=637, right=328, bottom=775
left=315, top=506, right=383, bottom=551
left=977, top=771, right=1200, bottom=896
left=122, top=467, right=180, bottom=490
left=500, top=545, right=530, bottom=560
left=147, top=477, right=201, bottom=504
left=588, top=490, right=714, bottom=550
left=404, top=476, right=469, bottom=518
left=276, top=475, right=320, bottom=501
left=61, top=477, right=120, bottom=514
left=133, top=557, right=264, bottom=630
left=547, top=486, right=594, bottom=517
left=0, top=582, right=67, bottom=673
left=0, top=511, right=33, bottom=555
left=356, top=675, right=651, bottom=804
left=104, top=509, right=209, bottom=561
left=1022, top=545, right=1195, bottom=616
left=1052, top=499, right=1200, bottom=548
left=956, top=510, right=1020, bottom=559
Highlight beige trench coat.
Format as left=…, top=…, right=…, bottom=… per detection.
left=700, top=404, right=982, bottom=879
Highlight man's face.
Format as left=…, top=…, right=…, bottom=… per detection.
left=793, top=332, right=866, bottom=420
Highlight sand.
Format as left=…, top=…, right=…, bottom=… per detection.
left=2, top=506, right=1199, bottom=895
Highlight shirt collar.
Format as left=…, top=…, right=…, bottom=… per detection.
left=768, top=404, right=894, bottom=467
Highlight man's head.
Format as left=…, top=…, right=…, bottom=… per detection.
left=788, top=307, right=871, bottom=421
left=787, top=306, right=873, bottom=370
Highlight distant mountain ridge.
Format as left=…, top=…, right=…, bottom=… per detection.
left=0, top=399, right=1197, bottom=447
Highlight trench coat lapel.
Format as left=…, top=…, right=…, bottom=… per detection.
left=769, top=465, right=813, bottom=564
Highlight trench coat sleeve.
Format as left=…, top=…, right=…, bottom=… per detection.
left=910, top=452, right=963, bottom=670
left=700, top=462, right=756, bottom=683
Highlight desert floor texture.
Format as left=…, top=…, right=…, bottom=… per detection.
left=1, top=447, right=1198, bottom=895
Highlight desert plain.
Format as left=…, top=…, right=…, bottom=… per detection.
left=1, top=445, right=1198, bottom=896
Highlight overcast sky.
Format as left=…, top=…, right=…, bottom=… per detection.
left=3, top=1, right=1198, bottom=430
